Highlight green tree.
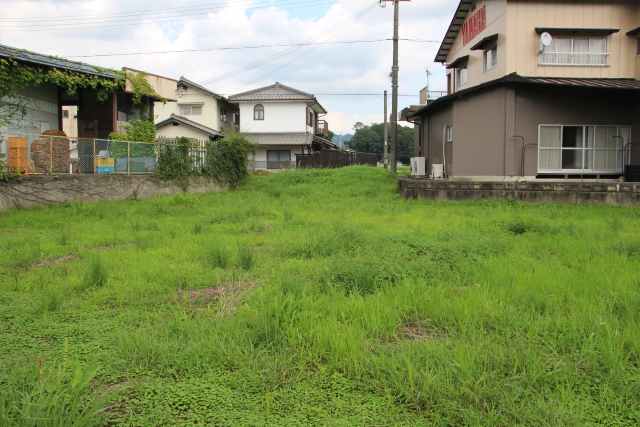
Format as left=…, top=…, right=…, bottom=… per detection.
left=347, top=123, right=414, bottom=163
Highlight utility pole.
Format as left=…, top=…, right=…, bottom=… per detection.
left=383, top=90, right=388, bottom=170
left=383, top=0, right=410, bottom=174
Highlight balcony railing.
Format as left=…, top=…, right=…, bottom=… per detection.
left=539, top=52, right=610, bottom=67
left=419, top=87, right=448, bottom=104
left=315, top=120, right=329, bottom=138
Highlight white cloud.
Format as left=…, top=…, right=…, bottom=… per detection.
left=0, top=0, right=458, bottom=134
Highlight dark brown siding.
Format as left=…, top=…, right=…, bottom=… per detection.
left=514, top=86, right=636, bottom=175
left=631, top=102, right=640, bottom=165
left=452, top=86, right=508, bottom=176
left=423, top=104, right=453, bottom=175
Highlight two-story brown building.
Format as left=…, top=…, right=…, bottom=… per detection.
left=408, top=0, right=640, bottom=179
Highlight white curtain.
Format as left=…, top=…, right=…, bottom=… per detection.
left=539, top=126, right=561, bottom=170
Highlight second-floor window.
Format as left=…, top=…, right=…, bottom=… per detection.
left=220, top=108, right=227, bottom=122
left=458, top=67, right=468, bottom=86
left=179, top=105, right=202, bottom=116
left=539, top=37, right=608, bottom=67
left=446, top=125, right=453, bottom=142
left=254, top=104, right=264, bottom=120
left=484, top=45, right=497, bottom=72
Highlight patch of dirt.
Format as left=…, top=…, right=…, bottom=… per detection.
left=95, top=243, right=134, bottom=250
left=400, top=323, right=438, bottom=341
left=32, top=254, right=79, bottom=268
left=177, top=280, right=257, bottom=316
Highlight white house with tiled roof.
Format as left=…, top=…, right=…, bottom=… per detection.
left=155, top=77, right=238, bottom=142
left=229, top=82, right=336, bottom=170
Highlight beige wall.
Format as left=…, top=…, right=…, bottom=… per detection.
left=446, top=0, right=640, bottom=90
left=155, top=122, right=211, bottom=142
left=447, top=0, right=508, bottom=91
left=507, top=0, right=639, bottom=79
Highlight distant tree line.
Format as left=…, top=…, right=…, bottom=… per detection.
left=346, top=122, right=414, bottom=164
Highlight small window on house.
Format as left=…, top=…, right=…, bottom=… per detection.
left=179, top=105, right=202, bottom=115
left=62, top=110, right=69, bottom=118
left=446, top=125, right=453, bottom=142
left=458, top=67, right=468, bottom=86
left=254, top=104, right=264, bottom=120
left=484, top=45, right=497, bottom=72
left=637, top=37, right=640, bottom=56
left=233, top=112, right=239, bottom=125
left=220, top=108, right=227, bottom=122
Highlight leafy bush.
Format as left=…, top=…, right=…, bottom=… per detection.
left=205, top=126, right=258, bottom=188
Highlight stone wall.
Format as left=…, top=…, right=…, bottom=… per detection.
left=0, top=175, right=223, bottom=212
left=399, top=178, right=640, bottom=206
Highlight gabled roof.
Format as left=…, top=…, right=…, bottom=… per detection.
left=155, top=113, right=223, bottom=138
left=230, top=82, right=314, bottom=101
left=178, top=77, right=224, bottom=100
left=0, top=44, right=122, bottom=79
left=230, top=82, right=327, bottom=113
left=408, top=74, right=640, bottom=118
left=435, top=0, right=475, bottom=63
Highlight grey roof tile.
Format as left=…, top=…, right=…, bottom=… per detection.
left=245, top=133, right=313, bottom=146
left=0, top=44, right=122, bottom=79
left=230, top=82, right=315, bottom=101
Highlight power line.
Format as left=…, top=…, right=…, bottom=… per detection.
left=65, top=39, right=394, bottom=58
left=0, top=0, right=322, bottom=22
left=199, top=0, right=378, bottom=85
left=0, top=0, right=360, bottom=32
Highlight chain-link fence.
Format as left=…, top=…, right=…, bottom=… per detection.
left=0, top=132, right=214, bottom=175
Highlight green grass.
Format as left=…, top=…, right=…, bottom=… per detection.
left=1, top=166, right=640, bottom=426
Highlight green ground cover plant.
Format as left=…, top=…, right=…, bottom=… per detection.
left=0, top=166, right=639, bottom=426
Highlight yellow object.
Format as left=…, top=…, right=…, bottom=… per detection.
left=8, top=137, right=29, bottom=174
left=95, top=157, right=115, bottom=167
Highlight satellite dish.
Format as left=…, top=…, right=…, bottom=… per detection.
left=541, top=32, right=553, bottom=47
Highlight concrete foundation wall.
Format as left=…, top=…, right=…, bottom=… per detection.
left=0, top=175, right=223, bottom=212
left=400, top=178, right=640, bottom=206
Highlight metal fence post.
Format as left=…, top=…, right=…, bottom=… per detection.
left=127, top=141, right=131, bottom=175
left=93, top=138, right=96, bottom=174
left=49, top=136, right=53, bottom=174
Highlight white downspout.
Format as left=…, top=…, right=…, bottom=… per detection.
left=442, top=122, right=448, bottom=178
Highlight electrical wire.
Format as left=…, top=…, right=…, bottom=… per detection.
left=65, top=39, right=392, bottom=58
left=199, top=0, right=378, bottom=85
left=0, top=0, right=323, bottom=22
left=0, top=0, right=360, bottom=32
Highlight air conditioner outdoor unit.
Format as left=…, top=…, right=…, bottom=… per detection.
left=431, top=164, right=444, bottom=179
left=410, top=157, right=426, bottom=176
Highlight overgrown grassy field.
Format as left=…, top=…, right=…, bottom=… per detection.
left=1, top=167, right=639, bottom=426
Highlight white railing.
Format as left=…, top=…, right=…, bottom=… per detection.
left=539, top=52, right=610, bottom=67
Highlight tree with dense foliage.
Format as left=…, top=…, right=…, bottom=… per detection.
left=346, top=123, right=414, bottom=163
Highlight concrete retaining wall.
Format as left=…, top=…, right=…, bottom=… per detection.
left=0, top=175, right=223, bottom=212
left=399, top=178, right=640, bottom=206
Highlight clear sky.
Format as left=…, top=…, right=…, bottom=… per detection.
left=0, top=0, right=459, bottom=134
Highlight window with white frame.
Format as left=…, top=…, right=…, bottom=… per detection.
left=179, top=105, right=202, bottom=116
left=538, top=125, right=629, bottom=173
left=458, top=67, right=468, bottom=86
left=484, top=45, right=497, bottom=72
left=446, top=125, right=453, bottom=142
left=539, top=37, right=608, bottom=66
left=220, top=108, right=227, bottom=122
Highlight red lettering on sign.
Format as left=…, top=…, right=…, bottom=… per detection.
left=462, top=6, right=486, bottom=46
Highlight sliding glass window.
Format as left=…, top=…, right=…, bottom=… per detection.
left=538, top=125, right=629, bottom=173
